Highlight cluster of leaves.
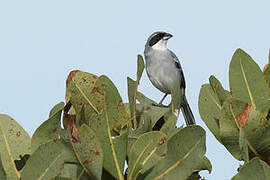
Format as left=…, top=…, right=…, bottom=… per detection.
left=126, top=56, right=211, bottom=180
left=199, top=49, right=270, bottom=179
left=0, top=55, right=211, bottom=180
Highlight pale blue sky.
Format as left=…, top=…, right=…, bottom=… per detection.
left=1, top=1, right=270, bottom=179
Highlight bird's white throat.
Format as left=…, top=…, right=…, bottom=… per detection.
left=151, top=39, right=168, bottom=50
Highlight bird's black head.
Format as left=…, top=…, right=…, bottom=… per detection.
left=147, top=31, right=173, bottom=47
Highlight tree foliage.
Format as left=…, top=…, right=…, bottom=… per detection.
left=0, top=55, right=210, bottom=180
left=1, top=49, right=269, bottom=179
left=199, top=49, right=270, bottom=178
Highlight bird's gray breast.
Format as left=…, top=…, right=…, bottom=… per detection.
left=144, top=48, right=181, bottom=94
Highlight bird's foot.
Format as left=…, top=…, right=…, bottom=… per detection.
left=152, top=103, right=169, bottom=108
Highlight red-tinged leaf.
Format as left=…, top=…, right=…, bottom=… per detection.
left=236, top=104, right=251, bottom=128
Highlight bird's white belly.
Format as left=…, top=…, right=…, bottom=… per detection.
left=146, top=61, right=180, bottom=94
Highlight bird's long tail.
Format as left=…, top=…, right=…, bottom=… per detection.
left=181, top=95, right=196, bottom=126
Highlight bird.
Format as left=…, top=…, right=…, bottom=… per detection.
left=144, top=31, right=195, bottom=126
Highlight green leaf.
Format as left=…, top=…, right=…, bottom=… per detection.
left=21, top=139, right=75, bottom=180
left=113, top=130, right=128, bottom=169
left=137, top=55, right=145, bottom=83
left=160, top=114, right=178, bottom=138
left=219, top=98, right=247, bottom=160
left=0, top=157, right=6, bottom=180
left=135, top=104, right=169, bottom=130
left=70, top=74, right=128, bottom=179
left=133, top=92, right=170, bottom=134
left=31, top=102, right=64, bottom=153
left=198, top=84, right=222, bottom=142
left=263, top=49, right=270, bottom=86
left=51, top=177, right=72, bottom=180
left=101, top=168, right=118, bottom=180
left=66, top=70, right=101, bottom=117
left=263, top=66, right=270, bottom=87
left=193, top=156, right=212, bottom=174
left=96, top=126, right=127, bottom=180
left=127, top=55, right=145, bottom=128
left=229, top=48, right=270, bottom=113
left=263, top=49, right=270, bottom=85
left=136, top=91, right=157, bottom=105
left=76, top=166, right=90, bottom=180
left=91, top=78, right=127, bottom=179
left=49, top=102, right=65, bottom=117
left=0, top=114, right=31, bottom=180
left=171, top=82, right=182, bottom=112
left=128, top=131, right=167, bottom=180
left=209, top=75, right=230, bottom=105
left=52, top=163, right=78, bottom=180
left=127, top=77, right=137, bottom=124
left=269, top=49, right=270, bottom=64
left=186, top=172, right=201, bottom=180
left=23, top=144, right=62, bottom=179
left=60, top=163, right=78, bottom=180
left=239, top=128, right=249, bottom=162
left=94, top=76, right=129, bottom=131
left=67, top=72, right=129, bottom=131
left=220, top=97, right=270, bottom=161
left=144, top=126, right=206, bottom=180
left=80, top=75, right=128, bottom=133
left=71, top=124, right=103, bottom=180
left=231, top=158, right=270, bottom=180
left=245, top=112, right=270, bottom=161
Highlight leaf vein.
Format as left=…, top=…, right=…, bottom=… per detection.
left=104, top=93, right=124, bottom=180
left=240, top=59, right=256, bottom=108
left=0, top=125, right=20, bottom=178
left=73, top=80, right=100, bottom=114
left=37, top=153, right=62, bottom=180
left=153, top=139, right=201, bottom=180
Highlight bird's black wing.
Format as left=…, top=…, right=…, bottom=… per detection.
left=169, top=50, right=186, bottom=90
left=169, top=51, right=195, bottom=125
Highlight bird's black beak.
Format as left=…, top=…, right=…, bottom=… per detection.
left=163, top=33, right=173, bottom=40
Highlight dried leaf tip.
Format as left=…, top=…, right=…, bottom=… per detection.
left=66, top=70, right=80, bottom=86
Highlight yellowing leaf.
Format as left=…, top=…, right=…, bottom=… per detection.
left=0, top=114, right=31, bottom=180
left=71, top=124, right=103, bottom=180
left=229, top=49, right=270, bottom=113
left=144, top=126, right=207, bottom=180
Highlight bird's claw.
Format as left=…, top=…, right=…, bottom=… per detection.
left=152, top=103, right=169, bottom=108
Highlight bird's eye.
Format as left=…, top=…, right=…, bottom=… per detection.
left=149, top=33, right=164, bottom=46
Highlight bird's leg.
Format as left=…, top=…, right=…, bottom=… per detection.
left=159, top=93, right=168, bottom=105
left=152, top=93, right=169, bottom=107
